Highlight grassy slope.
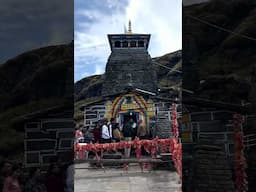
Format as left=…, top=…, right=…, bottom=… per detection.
left=184, top=0, right=256, bottom=103
left=0, top=43, right=73, bottom=160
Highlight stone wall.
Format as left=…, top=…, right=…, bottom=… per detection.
left=83, top=103, right=106, bottom=130
left=182, top=110, right=238, bottom=192
left=182, top=110, right=236, bottom=161
left=190, top=145, right=235, bottom=192
left=102, top=49, right=157, bottom=96
left=244, top=115, right=256, bottom=192
left=24, top=118, right=73, bottom=168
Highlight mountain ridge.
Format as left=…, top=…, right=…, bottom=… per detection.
left=183, top=0, right=256, bottom=105
left=74, top=50, right=182, bottom=102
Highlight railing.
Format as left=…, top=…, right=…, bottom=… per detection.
left=157, top=110, right=182, bottom=120
left=244, top=134, right=256, bottom=149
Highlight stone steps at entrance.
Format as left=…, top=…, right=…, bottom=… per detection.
left=102, top=152, right=123, bottom=159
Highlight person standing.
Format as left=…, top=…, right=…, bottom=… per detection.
left=0, top=161, right=12, bottom=191
left=137, top=120, right=147, bottom=139
left=93, top=121, right=101, bottom=143
left=3, top=164, right=22, bottom=192
left=101, top=118, right=112, bottom=143
left=137, top=120, right=148, bottom=156
left=123, top=118, right=135, bottom=158
left=75, top=125, right=84, bottom=141
left=107, top=119, right=113, bottom=139
left=131, top=119, right=138, bottom=140
left=24, top=167, right=46, bottom=192
left=110, top=118, right=123, bottom=142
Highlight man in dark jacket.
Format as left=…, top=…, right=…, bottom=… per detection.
left=123, top=118, right=137, bottom=157
left=124, top=118, right=138, bottom=137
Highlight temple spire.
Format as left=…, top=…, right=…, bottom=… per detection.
left=127, top=20, right=132, bottom=34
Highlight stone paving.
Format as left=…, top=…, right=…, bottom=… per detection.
left=75, top=163, right=181, bottom=192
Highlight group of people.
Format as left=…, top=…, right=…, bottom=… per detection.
left=93, top=117, right=148, bottom=143
left=75, top=117, right=147, bottom=144
left=94, top=118, right=122, bottom=143
left=75, top=117, right=149, bottom=158
left=0, top=160, right=74, bottom=192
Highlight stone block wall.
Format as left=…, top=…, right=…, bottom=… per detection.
left=24, top=119, right=73, bottom=168
left=244, top=115, right=256, bottom=192
left=102, top=49, right=157, bottom=96
left=182, top=110, right=236, bottom=161
left=83, top=103, right=106, bottom=130
left=190, top=145, right=235, bottom=192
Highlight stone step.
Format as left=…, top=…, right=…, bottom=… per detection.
left=102, top=152, right=122, bottom=159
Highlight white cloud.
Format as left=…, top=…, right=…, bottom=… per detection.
left=75, top=0, right=181, bottom=81
left=95, top=64, right=104, bottom=75
left=125, top=0, right=182, bottom=56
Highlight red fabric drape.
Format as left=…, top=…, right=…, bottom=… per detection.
left=74, top=137, right=182, bottom=179
left=233, top=113, right=247, bottom=192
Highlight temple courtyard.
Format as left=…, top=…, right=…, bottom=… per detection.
left=75, top=162, right=181, bottom=192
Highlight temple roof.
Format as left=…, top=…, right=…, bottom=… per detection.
left=107, top=21, right=150, bottom=51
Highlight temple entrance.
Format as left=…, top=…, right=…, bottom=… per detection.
left=123, top=112, right=138, bottom=124
left=119, top=112, right=139, bottom=132
left=105, top=93, right=154, bottom=135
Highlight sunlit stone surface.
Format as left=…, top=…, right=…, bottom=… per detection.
left=75, top=163, right=181, bottom=192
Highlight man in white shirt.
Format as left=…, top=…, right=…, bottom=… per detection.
left=101, top=118, right=112, bottom=143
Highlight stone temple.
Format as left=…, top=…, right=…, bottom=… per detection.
left=81, top=21, right=179, bottom=137
left=102, top=21, right=157, bottom=96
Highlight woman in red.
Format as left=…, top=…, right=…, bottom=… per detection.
left=93, top=121, right=102, bottom=143
left=75, top=125, right=84, bottom=139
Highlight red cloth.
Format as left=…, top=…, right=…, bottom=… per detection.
left=75, top=137, right=182, bottom=180
left=233, top=113, right=247, bottom=192
left=172, top=103, right=179, bottom=138
left=93, top=128, right=101, bottom=143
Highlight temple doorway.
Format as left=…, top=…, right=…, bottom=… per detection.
left=123, top=112, right=138, bottom=123
left=119, top=112, right=139, bottom=131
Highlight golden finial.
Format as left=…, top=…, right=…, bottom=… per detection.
left=127, top=20, right=132, bottom=34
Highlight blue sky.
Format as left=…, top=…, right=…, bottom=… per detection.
left=75, top=0, right=182, bottom=82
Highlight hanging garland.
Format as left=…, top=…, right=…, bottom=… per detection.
left=75, top=138, right=174, bottom=158
left=172, top=103, right=179, bottom=138
left=171, top=103, right=182, bottom=182
left=74, top=137, right=182, bottom=178
left=233, top=113, right=247, bottom=192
